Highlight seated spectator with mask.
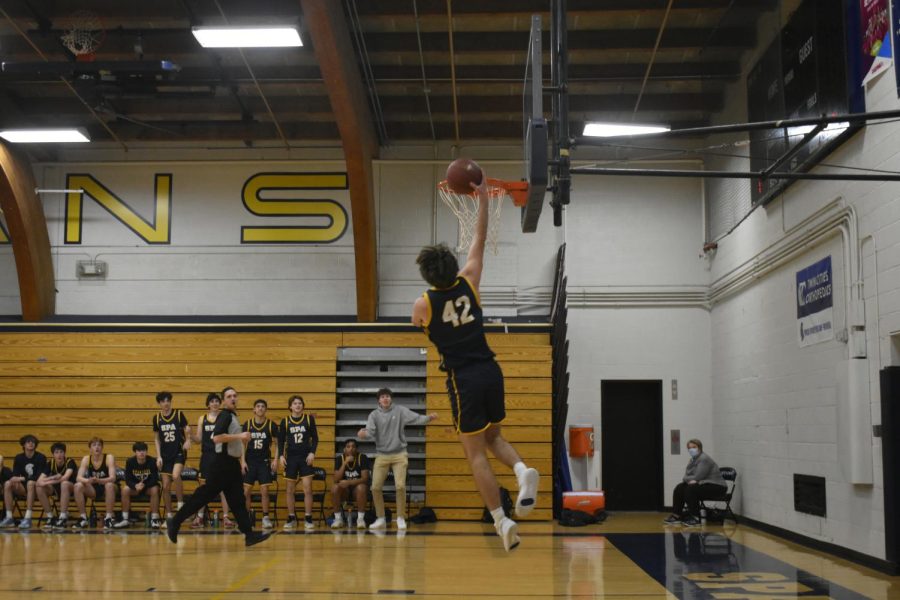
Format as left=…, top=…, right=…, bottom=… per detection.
left=663, top=438, right=726, bottom=527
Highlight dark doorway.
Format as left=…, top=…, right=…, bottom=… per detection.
left=601, top=380, right=663, bottom=510
left=880, top=367, right=900, bottom=569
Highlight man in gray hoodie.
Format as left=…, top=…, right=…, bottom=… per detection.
left=358, top=388, right=437, bottom=531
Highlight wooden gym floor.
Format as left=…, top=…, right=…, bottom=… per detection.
left=0, top=513, right=898, bottom=599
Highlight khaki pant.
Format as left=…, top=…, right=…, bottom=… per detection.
left=370, top=452, right=409, bottom=519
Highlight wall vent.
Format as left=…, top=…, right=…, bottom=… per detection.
left=793, top=474, right=826, bottom=517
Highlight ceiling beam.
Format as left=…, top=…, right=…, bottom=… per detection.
left=299, top=0, right=379, bottom=322
left=0, top=141, right=55, bottom=321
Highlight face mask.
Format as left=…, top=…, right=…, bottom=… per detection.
left=688, top=447, right=699, bottom=458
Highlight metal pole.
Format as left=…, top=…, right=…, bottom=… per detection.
left=569, top=166, right=900, bottom=181
left=761, top=124, right=824, bottom=178
left=550, top=0, right=570, bottom=226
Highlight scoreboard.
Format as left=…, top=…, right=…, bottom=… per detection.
left=747, top=0, right=867, bottom=205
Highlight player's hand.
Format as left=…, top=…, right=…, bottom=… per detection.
left=135, top=482, right=144, bottom=493
left=238, top=432, right=252, bottom=442
left=271, top=459, right=278, bottom=473
left=156, top=457, right=163, bottom=470
left=241, top=462, right=248, bottom=474
left=428, top=413, right=439, bottom=422
left=279, top=455, right=287, bottom=469
left=306, top=453, right=315, bottom=466
left=357, top=428, right=367, bottom=439
left=469, top=170, right=489, bottom=199
left=183, top=440, right=191, bottom=451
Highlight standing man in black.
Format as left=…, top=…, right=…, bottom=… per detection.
left=167, top=387, right=272, bottom=547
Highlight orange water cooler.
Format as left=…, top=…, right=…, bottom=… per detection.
left=567, top=424, right=604, bottom=512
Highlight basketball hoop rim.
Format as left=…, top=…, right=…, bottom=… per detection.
left=437, top=177, right=529, bottom=207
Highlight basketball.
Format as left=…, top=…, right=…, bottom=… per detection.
left=446, top=158, right=483, bottom=194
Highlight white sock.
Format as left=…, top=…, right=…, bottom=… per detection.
left=80, top=514, right=87, bottom=519
left=176, top=501, right=184, bottom=510
left=4, top=511, right=11, bottom=519
left=358, top=511, right=365, bottom=522
left=513, top=462, right=527, bottom=479
left=24, top=510, right=32, bottom=519
left=105, top=513, right=113, bottom=519
left=151, top=513, right=160, bottom=519
left=121, top=512, right=129, bottom=520
left=334, top=512, right=342, bottom=519
left=60, top=512, right=68, bottom=519
left=490, top=507, right=505, bottom=525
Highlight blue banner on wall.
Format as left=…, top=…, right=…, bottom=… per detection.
left=796, top=256, right=834, bottom=346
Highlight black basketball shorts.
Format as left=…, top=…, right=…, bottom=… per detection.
left=446, top=359, right=506, bottom=434
left=243, top=460, right=274, bottom=486
left=160, top=453, right=186, bottom=476
left=284, top=455, right=315, bottom=480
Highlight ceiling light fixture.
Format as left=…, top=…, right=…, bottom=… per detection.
left=582, top=122, right=671, bottom=137
left=0, top=129, right=90, bottom=143
left=192, top=26, right=303, bottom=48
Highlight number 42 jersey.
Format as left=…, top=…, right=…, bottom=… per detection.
left=423, top=276, right=495, bottom=370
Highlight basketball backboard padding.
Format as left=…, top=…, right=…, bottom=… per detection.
left=522, top=13, right=547, bottom=234
left=522, top=118, right=547, bottom=233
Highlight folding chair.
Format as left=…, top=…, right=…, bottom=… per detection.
left=700, top=467, right=738, bottom=523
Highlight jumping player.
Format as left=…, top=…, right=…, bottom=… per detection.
left=278, top=395, right=318, bottom=530
left=411, top=172, right=540, bottom=551
left=153, top=391, right=191, bottom=521
left=242, top=398, right=279, bottom=530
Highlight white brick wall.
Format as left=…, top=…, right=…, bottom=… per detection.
left=706, top=64, right=900, bottom=559
left=563, top=170, right=713, bottom=498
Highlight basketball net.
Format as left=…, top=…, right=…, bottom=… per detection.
left=437, top=178, right=528, bottom=255
left=59, top=11, right=105, bottom=61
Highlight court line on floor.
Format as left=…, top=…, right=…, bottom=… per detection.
left=209, top=555, right=280, bottom=600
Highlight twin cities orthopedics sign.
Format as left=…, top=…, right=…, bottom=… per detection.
left=796, top=256, right=834, bottom=347
left=62, top=171, right=349, bottom=245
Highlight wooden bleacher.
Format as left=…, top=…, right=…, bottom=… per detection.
left=0, top=330, right=551, bottom=522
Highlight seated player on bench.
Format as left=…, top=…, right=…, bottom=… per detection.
left=117, top=441, right=162, bottom=529
left=330, top=438, right=370, bottom=529
left=73, top=437, right=118, bottom=530
left=0, top=435, right=47, bottom=529
left=36, top=442, right=77, bottom=530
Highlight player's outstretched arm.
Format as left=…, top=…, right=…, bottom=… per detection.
left=458, top=172, right=489, bottom=291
